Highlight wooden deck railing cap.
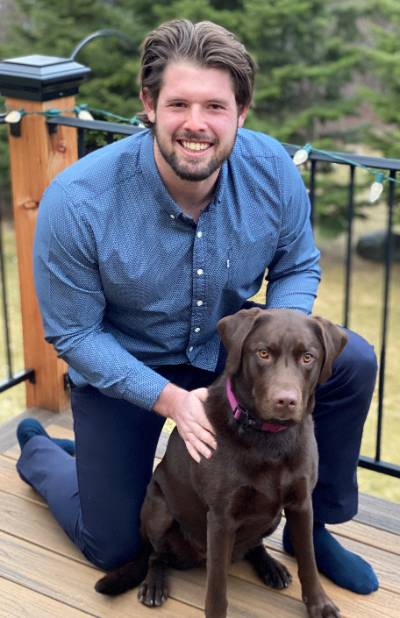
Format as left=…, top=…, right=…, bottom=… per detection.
left=0, top=54, right=91, bottom=101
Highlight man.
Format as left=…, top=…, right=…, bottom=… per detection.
left=17, top=19, right=378, bottom=594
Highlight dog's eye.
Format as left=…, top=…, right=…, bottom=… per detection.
left=257, top=349, right=270, bottom=360
left=302, top=353, right=314, bottom=363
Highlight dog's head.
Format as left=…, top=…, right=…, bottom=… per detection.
left=218, top=308, right=347, bottom=424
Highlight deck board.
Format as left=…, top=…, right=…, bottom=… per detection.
left=0, top=577, right=93, bottom=618
left=0, top=409, right=399, bottom=617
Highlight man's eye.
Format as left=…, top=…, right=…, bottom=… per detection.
left=257, top=349, right=270, bottom=360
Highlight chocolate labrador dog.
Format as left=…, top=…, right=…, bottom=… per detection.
left=96, top=308, right=347, bottom=618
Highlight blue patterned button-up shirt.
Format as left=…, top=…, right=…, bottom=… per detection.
left=33, top=128, right=320, bottom=410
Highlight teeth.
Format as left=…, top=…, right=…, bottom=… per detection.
left=181, top=141, right=209, bottom=151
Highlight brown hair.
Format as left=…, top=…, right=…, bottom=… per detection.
left=138, top=19, right=256, bottom=126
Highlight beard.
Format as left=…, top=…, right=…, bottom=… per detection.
left=154, top=128, right=237, bottom=182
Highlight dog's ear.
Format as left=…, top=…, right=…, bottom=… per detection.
left=311, top=316, right=348, bottom=384
left=218, top=308, right=265, bottom=375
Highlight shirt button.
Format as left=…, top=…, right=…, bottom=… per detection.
left=170, top=214, right=176, bottom=220
left=188, top=346, right=194, bottom=352
left=196, top=300, right=203, bottom=307
left=196, top=268, right=204, bottom=276
left=194, top=327, right=201, bottom=333
left=196, top=231, right=203, bottom=238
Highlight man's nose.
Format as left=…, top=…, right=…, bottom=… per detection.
left=183, top=106, right=207, bottom=132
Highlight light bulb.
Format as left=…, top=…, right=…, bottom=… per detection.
left=369, top=173, right=385, bottom=203
left=78, top=109, right=94, bottom=121
left=5, top=110, right=22, bottom=124
left=293, top=143, right=312, bottom=166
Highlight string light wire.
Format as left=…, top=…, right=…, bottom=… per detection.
left=292, top=143, right=399, bottom=203
left=1, top=104, right=144, bottom=127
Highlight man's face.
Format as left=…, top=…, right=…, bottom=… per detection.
left=141, top=61, right=248, bottom=182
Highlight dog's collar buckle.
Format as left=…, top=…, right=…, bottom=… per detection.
left=226, top=377, right=288, bottom=434
left=233, top=405, right=251, bottom=427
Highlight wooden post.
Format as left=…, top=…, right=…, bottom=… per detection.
left=0, top=55, right=90, bottom=411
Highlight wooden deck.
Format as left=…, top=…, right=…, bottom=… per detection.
left=0, top=408, right=399, bottom=617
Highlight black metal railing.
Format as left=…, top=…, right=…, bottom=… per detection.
left=0, top=124, right=34, bottom=394
left=283, top=144, right=399, bottom=479
left=1, top=114, right=398, bottom=479
left=0, top=267, right=34, bottom=394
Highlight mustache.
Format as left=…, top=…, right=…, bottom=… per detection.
left=175, top=132, right=216, bottom=144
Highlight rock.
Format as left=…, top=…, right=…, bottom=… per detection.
left=356, top=231, right=400, bottom=262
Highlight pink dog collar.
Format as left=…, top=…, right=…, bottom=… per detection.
left=226, top=377, right=288, bottom=433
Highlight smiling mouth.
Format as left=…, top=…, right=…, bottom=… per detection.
left=178, top=140, right=212, bottom=152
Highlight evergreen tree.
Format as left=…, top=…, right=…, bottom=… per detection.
left=361, top=0, right=400, bottom=159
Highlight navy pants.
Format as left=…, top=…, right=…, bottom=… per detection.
left=17, top=329, right=377, bottom=570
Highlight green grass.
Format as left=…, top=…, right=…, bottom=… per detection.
left=1, top=217, right=399, bottom=501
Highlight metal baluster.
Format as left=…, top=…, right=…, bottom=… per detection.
left=0, top=204, right=13, bottom=379
left=343, top=165, right=355, bottom=329
left=78, top=127, right=86, bottom=159
left=375, top=170, right=396, bottom=463
left=309, top=159, right=316, bottom=226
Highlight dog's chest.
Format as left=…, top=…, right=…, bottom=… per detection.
left=226, top=482, right=284, bottom=555
left=229, top=483, right=281, bottom=522
left=227, top=465, right=302, bottom=524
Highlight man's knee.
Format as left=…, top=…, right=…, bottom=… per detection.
left=81, top=531, right=142, bottom=571
left=335, top=329, right=378, bottom=388
left=315, top=329, right=377, bottom=423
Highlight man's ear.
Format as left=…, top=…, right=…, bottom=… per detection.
left=237, top=104, right=249, bottom=129
left=311, top=317, right=348, bottom=384
left=218, top=308, right=264, bottom=375
left=140, top=88, right=156, bottom=124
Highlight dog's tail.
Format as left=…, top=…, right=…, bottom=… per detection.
left=95, top=542, right=151, bottom=596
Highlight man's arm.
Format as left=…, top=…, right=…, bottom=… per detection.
left=34, top=180, right=216, bottom=459
left=34, top=180, right=169, bottom=410
left=265, top=152, right=320, bottom=314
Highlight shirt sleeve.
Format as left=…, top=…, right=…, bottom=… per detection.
left=265, top=152, right=321, bottom=314
left=33, top=180, right=169, bottom=410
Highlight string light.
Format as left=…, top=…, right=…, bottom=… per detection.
left=294, top=142, right=399, bottom=200
left=293, top=143, right=312, bottom=166
left=5, top=110, right=24, bottom=123
left=369, top=173, right=385, bottom=204
left=77, top=109, right=95, bottom=121
left=0, top=104, right=144, bottom=127
left=0, top=111, right=398, bottom=197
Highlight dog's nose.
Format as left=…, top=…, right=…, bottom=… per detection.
left=273, top=390, right=298, bottom=411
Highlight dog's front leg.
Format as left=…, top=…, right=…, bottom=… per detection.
left=205, top=509, right=234, bottom=618
left=285, top=505, right=341, bottom=618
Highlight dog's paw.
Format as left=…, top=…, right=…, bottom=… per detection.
left=94, top=559, right=148, bottom=596
left=138, top=577, right=168, bottom=607
left=306, top=597, right=341, bottom=618
left=95, top=573, right=126, bottom=596
left=260, top=556, right=292, bottom=589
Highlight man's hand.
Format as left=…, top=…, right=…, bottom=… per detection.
left=153, top=383, right=217, bottom=463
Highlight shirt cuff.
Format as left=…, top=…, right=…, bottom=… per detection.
left=122, top=366, right=171, bottom=411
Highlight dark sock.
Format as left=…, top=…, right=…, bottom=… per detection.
left=283, top=521, right=379, bottom=594
left=17, top=418, right=75, bottom=456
